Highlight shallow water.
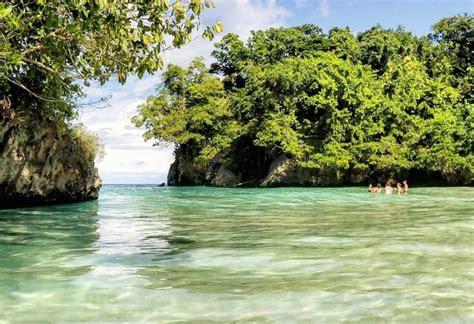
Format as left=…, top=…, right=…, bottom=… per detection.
left=1, top=186, right=473, bottom=322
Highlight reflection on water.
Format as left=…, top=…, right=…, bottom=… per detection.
left=0, top=186, right=473, bottom=322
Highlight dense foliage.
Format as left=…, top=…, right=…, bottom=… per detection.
left=134, top=15, right=473, bottom=185
left=0, top=0, right=220, bottom=122
left=71, top=123, right=105, bottom=166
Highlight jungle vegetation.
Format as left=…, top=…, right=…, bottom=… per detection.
left=1, top=0, right=219, bottom=163
left=1, top=0, right=220, bottom=122
left=134, top=15, right=473, bottom=185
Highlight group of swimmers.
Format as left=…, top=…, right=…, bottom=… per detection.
left=368, top=180, right=408, bottom=194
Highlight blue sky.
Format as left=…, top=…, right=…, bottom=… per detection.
left=79, top=0, right=473, bottom=184
left=283, top=0, right=472, bottom=35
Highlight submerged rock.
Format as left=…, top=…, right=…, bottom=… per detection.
left=0, top=117, right=101, bottom=208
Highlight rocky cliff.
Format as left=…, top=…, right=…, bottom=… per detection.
left=0, top=116, right=101, bottom=208
left=167, top=151, right=356, bottom=187
left=167, top=148, right=469, bottom=187
left=168, top=152, right=241, bottom=187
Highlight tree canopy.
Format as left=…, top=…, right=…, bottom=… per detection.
left=1, top=0, right=221, bottom=122
left=134, top=15, right=473, bottom=185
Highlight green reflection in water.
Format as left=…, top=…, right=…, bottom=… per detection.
left=0, top=186, right=473, bottom=322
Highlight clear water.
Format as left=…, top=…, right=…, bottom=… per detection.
left=1, top=186, right=473, bottom=322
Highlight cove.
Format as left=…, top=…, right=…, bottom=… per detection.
left=0, top=186, right=473, bottom=322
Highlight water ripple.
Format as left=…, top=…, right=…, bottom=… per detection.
left=0, top=186, right=473, bottom=322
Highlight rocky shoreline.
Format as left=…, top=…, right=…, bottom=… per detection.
left=0, top=116, right=101, bottom=209
left=167, top=150, right=472, bottom=188
left=167, top=151, right=369, bottom=187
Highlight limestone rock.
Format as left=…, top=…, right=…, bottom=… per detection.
left=0, top=118, right=101, bottom=208
left=211, top=165, right=240, bottom=187
left=167, top=151, right=241, bottom=187
left=260, top=154, right=348, bottom=187
left=260, top=155, right=312, bottom=187
left=167, top=155, right=203, bottom=186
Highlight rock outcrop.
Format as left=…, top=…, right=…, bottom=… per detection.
left=167, top=151, right=366, bottom=187
left=260, top=155, right=312, bottom=187
left=210, top=165, right=240, bottom=187
left=0, top=117, right=101, bottom=208
left=167, top=146, right=471, bottom=187
left=168, top=152, right=241, bottom=187
left=260, top=154, right=348, bottom=187
left=167, top=154, right=203, bottom=186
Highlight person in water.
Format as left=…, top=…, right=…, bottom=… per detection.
left=368, top=183, right=382, bottom=193
left=368, top=180, right=407, bottom=194
left=396, top=182, right=403, bottom=194
left=385, top=181, right=393, bottom=194
left=376, top=183, right=382, bottom=193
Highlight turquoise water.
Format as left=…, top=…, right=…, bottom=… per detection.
left=0, top=186, right=473, bottom=322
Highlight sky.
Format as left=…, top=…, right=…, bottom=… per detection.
left=78, top=0, right=473, bottom=184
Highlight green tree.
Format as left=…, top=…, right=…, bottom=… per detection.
left=327, top=27, right=360, bottom=61
left=357, top=25, right=418, bottom=74
left=240, top=54, right=385, bottom=179
left=135, top=16, right=473, bottom=185
left=431, top=14, right=474, bottom=78
left=247, top=25, right=328, bottom=64
left=210, top=33, right=249, bottom=89
left=430, top=14, right=474, bottom=103
left=133, top=58, right=239, bottom=167
left=1, top=0, right=221, bottom=121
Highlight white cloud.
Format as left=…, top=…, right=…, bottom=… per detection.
left=79, top=0, right=289, bottom=184
left=293, top=0, right=309, bottom=8
left=161, top=0, right=290, bottom=67
left=320, top=0, right=330, bottom=17
left=292, top=0, right=330, bottom=19
left=211, top=0, right=289, bottom=38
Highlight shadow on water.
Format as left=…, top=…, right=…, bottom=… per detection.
left=0, top=201, right=99, bottom=292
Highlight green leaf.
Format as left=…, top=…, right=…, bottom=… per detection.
left=0, top=6, right=13, bottom=19
left=214, top=21, right=223, bottom=33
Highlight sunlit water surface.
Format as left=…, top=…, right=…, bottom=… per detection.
left=1, top=186, right=473, bottom=322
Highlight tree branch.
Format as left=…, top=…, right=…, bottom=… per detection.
left=23, top=58, right=60, bottom=75
left=6, top=77, right=63, bottom=103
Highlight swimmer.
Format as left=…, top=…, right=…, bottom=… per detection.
left=396, top=182, right=403, bottom=194
left=375, top=183, right=382, bottom=193
left=403, top=180, right=408, bottom=193
left=385, top=181, right=393, bottom=194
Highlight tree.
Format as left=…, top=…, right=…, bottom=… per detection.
left=430, top=14, right=474, bottom=103
left=239, top=54, right=385, bottom=179
left=132, top=58, right=239, bottom=167
left=135, top=16, right=473, bottom=185
left=0, top=0, right=221, bottom=122
left=247, top=25, right=328, bottom=64
left=209, top=33, right=249, bottom=89
left=357, top=25, right=418, bottom=74
left=431, top=14, right=474, bottom=78
left=327, top=27, right=359, bottom=61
